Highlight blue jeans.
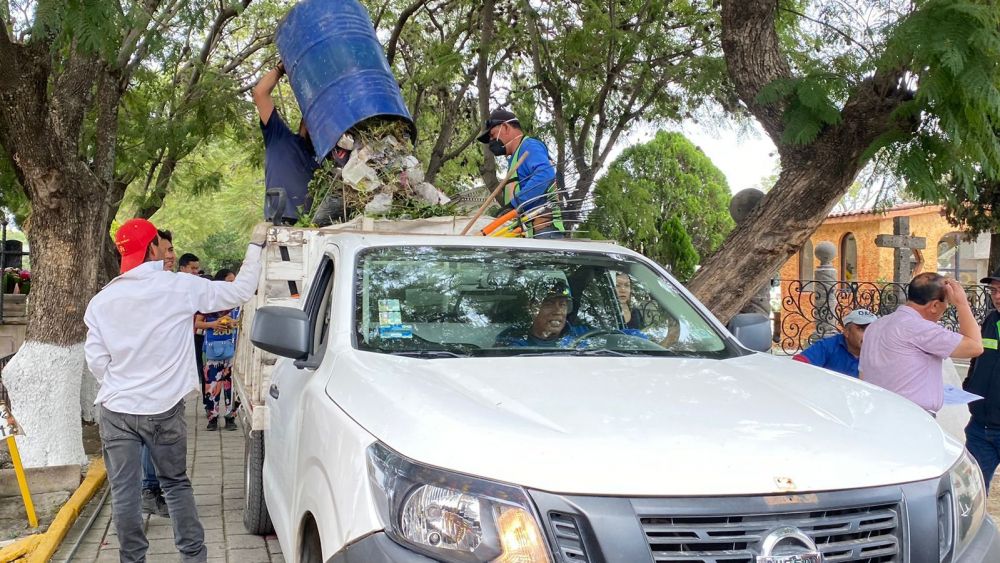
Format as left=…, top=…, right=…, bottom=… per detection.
left=965, top=420, right=1000, bottom=491
left=141, top=444, right=160, bottom=492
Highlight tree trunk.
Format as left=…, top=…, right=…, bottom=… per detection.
left=476, top=0, right=498, bottom=190
left=565, top=167, right=597, bottom=227
left=687, top=99, right=903, bottom=323
left=689, top=0, right=911, bottom=323
left=425, top=93, right=462, bottom=185
left=136, top=154, right=178, bottom=220
left=0, top=39, right=120, bottom=466
left=4, top=172, right=107, bottom=467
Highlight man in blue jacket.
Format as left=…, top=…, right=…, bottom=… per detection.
left=478, top=109, right=565, bottom=238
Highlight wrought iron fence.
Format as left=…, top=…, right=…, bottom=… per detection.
left=777, top=279, right=993, bottom=355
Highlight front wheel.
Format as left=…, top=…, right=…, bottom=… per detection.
left=243, top=430, right=274, bottom=535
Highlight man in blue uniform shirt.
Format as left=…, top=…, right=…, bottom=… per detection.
left=252, top=63, right=321, bottom=224
left=792, top=308, right=876, bottom=377
left=478, top=109, right=565, bottom=238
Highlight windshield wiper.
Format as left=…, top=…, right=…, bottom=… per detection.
left=388, top=350, right=468, bottom=359
left=568, top=349, right=633, bottom=357
left=505, top=348, right=634, bottom=357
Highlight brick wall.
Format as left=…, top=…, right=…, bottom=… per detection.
left=779, top=204, right=960, bottom=284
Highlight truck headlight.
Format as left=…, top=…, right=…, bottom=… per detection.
left=367, top=442, right=552, bottom=563
left=949, top=451, right=987, bottom=559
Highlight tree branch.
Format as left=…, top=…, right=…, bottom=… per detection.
left=187, top=0, right=251, bottom=90
left=779, top=6, right=875, bottom=60
left=386, top=0, right=431, bottom=66
left=221, top=33, right=271, bottom=74
left=720, top=0, right=793, bottom=145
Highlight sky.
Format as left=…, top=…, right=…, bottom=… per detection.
left=681, top=125, right=780, bottom=194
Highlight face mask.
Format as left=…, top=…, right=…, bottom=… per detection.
left=489, top=139, right=506, bottom=156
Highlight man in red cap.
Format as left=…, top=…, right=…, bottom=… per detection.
left=85, top=218, right=267, bottom=563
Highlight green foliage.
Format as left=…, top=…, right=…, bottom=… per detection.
left=659, top=216, right=699, bottom=282
left=519, top=0, right=724, bottom=194
left=756, top=74, right=845, bottom=145
left=878, top=0, right=1000, bottom=201
left=757, top=0, right=1000, bottom=236
left=940, top=178, right=1000, bottom=238
left=584, top=131, right=733, bottom=276
left=34, top=0, right=122, bottom=56
left=144, top=137, right=263, bottom=274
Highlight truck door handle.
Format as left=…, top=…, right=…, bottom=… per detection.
left=269, top=384, right=280, bottom=399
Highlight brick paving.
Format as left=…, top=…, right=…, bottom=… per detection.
left=52, top=399, right=283, bottom=562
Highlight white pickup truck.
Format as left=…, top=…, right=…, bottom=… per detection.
left=233, top=217, right=999, bottom=563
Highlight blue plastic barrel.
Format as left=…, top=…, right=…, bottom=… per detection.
left=276, top=0, right=415, bottom=163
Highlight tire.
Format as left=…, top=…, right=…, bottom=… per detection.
left=243, top=430, right=274, bottom=535
left=300, top=519, right=323, bottom=563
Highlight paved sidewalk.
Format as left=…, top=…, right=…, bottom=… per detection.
left=52, top=398, right=283, bottom=562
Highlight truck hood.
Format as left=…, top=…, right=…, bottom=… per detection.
left=325, top=350, right=962, bottom=496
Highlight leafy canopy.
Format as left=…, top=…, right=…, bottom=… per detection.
left=758, top=1, right=1000, bottom=203
left=584, top=130, right=734, bottom=281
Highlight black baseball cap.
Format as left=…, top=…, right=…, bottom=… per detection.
left=981, top=268, right=1000, bottom=284
left=477, top=109, right=519, bottom=143
left=533, top=278, right=572, bottom=303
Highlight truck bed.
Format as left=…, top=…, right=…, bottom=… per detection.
left=233, top=215, right=493, bottom=431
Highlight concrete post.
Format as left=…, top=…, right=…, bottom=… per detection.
left=730, top=189, right=772, bottom=317
left=813, top=241, right=839, bottom=338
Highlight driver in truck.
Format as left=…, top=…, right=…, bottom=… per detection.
left=496, top=279, right=645, bottom=347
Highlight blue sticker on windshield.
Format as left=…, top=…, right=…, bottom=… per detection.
left=379, top=324, right=413, bottom=339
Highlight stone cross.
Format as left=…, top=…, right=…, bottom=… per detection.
left=875, top=217, right=926, bottom=284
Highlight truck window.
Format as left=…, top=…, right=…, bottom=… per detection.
left=354, top=247, right=735, bottom=358
left=300, top=256, right=335, bottom=367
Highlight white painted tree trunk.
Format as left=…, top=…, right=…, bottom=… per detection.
left=4, top=341, right=87, bottom=467
left=80, top=365, right=99, bottom=423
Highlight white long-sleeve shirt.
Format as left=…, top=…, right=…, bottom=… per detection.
left=84, top=244, right=262, bottom=415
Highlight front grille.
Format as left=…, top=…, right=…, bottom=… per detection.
left=639, top=502, right=901, bottom=563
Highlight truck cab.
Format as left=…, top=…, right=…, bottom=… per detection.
left=234, top=219, right=999, bottom=563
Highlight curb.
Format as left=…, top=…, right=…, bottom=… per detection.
left=0, top=535, right=40, bottom=562
left=0, top=457, right=107, bottom=563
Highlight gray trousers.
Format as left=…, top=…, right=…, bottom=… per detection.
left=100, top=400, right=207, bottom=563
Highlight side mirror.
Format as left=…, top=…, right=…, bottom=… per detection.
left=727, top=313, right=772, bottom=353
left=251, top=306, right=310, bottom=359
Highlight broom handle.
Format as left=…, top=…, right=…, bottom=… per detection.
left=460, top=152, right=529, bottom=235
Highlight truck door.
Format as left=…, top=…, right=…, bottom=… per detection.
left=264, top=252, right=336, bottom=535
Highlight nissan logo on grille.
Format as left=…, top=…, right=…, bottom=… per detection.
left=755, top=526, right=823, bottom=563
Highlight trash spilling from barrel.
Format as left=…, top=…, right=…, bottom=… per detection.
left=276, top=0, right=454, bottom=227
left=304, top=120, right=452, bottom=227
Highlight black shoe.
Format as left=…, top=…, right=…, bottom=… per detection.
left=207, top=418, right=218, bottom=431
left=224, top=417, right=237, bottom=431
left=154, top=492, right=169, bottom=518
left=141, top=489, right=157, bottom=515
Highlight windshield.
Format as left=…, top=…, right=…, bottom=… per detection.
left=354, top=246, right=737, bottom=358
